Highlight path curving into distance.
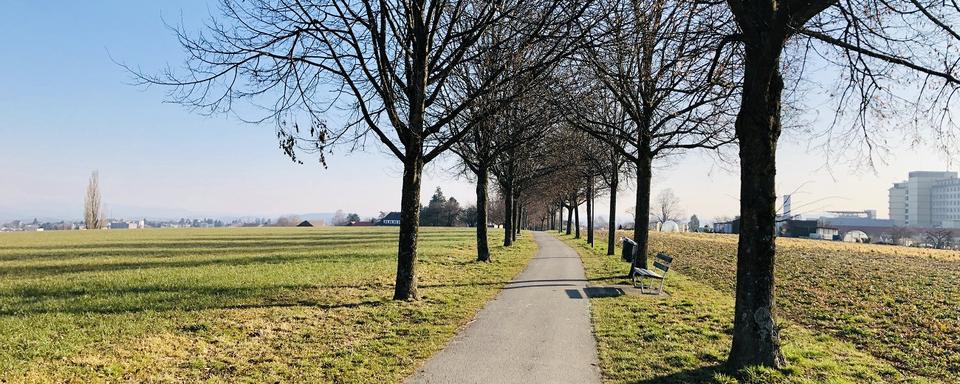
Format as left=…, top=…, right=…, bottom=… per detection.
left=406, top=232, right=602, bottom=384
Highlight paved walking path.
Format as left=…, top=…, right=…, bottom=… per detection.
left=406, top=232, right=602, bottom=384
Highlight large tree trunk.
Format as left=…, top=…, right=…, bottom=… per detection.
left=631, top=154, right=653, bottom=272
left=475, top=166, right=491, bottom=262
left=726, top=39, right=787, bottom=370
left=503, top=182, right=513, bottom=247
left=574, top=194, right=581, bottom=239
left=607, top=170, right=619, bottom=255
left=512, top=196, right=520, bottom=242
left=566, top=200, right=573, bottom=235
left=394, top=146, right=424, bottom=301
left=587, top=179, right=594, bottom=246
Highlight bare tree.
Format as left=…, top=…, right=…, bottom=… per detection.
left=889, top=226, right=913, bottom=246
left=652, top=188, right=684, bottom=225
left=275, top=215, right=302, bottom=227
left=450, top=33, right=563, bottom=261
left=559, top=0, right=739, bottom=272
left=555, top=82, right=633, bottom=254
left=84, top=171, right=103, bottom=230
left=490, top=89, right=566, bottom=246
left=719, top=0, right=960, bottom=371
left=570, top=129, right=616, bottom=247
left=925, top=229, right=954, bottom=249
left=135, top=0, right=590, bottom=300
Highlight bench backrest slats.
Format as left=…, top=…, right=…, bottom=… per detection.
left=653, top=252, right=671, bottom=273
left=654, top=261, right=670, bottom=272
left=656, top=253, right=673, bottom=263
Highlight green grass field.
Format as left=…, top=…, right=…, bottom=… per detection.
left=642, top=232, right=960, bottom=382
left=560, top=231, right=951, bottom=383
left=0, top=227, right=535, bottom=383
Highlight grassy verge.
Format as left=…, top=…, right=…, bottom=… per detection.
left=640, top=232, right=959, bottom=381
left=0, top=227, right=535, bottom=383
left=555, top=231, right=934, bottom=384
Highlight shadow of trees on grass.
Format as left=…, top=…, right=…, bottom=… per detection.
left=0, top=250, right=395, bottom=278
left=1, top=283, right=389, bottom=316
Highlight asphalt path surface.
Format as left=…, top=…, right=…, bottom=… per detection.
left=406, top=232, right=602, bottom=384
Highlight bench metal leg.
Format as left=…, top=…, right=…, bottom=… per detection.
left=633, top=274, right=644, bottom=293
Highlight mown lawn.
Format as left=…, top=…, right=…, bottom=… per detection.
left=558, top=231, right=943, bottom=384
left=0, top=227, right=535, bottom=383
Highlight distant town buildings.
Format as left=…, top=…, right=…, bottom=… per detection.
left=712, top=219, right=740, bottom=234
left=1, top=217, right=268, bottom=232
left=109, top=219, right=146, bottom=229
left=889, top=171, right=960, bottom=229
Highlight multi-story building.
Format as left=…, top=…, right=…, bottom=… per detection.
left=889, top=171, right=960, bottom=228
left=888, top=183, right=908, bottom=226
left=932, top=177, right=960, bottom=228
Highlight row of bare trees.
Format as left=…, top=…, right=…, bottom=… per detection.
left=138, top=0, right=960, bottom=374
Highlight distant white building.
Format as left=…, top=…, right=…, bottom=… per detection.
left=932, top=178, right=960, bottom=228
left=889, top=171, right=960, bottom=228
left=820, top=210, right=892, bottom=228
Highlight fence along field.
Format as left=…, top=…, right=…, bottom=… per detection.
left=633, top=231, right=959, bottom=381
left=0, top=227, right=535, bottom=382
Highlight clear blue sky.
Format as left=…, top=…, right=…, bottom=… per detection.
left=1, top=1, right=956, bottom=222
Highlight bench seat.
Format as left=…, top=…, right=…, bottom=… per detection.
left=631, top=252, right=672, bottom=294
left=632, top=267, right=663, bottom=279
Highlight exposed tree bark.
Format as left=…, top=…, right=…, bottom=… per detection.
left=518, top=201, right=523, bottom=233
left=587, top=178, right=594, bottom=245
left=504, top=182, right=514, bottom=246
left=513, top=196, right=520, bottom=241
left=549, top=206, right=556, bottom=230
left=574, top=193, right=581, bottom=239
left=566, top=200, right=573, bottom=235
left=556, top=205, right=562, bottom=232
left=727, top=34, right=787, bottom=369
left=395, top=146, right=425, bottom=300
left=632, top=153, right=653, bottom=271
left=476, top=166, right=491, bottom=262
left=607, top=169, right=619, bottom=255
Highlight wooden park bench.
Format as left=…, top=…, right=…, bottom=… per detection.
left=632, top=252, right=672, bottom=294
left=620, top=237, right=673, bottom=294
